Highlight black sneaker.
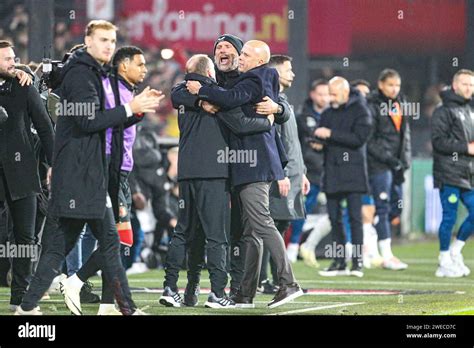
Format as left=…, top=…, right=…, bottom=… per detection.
left=159, top=286, right=182, bottom=307
left=257, top=279, right=278, bottom=294
left=268, top=283, right=304, bottom=309
left=229, top=287, right=239, bottom=298
left=230, top=291, right=255, bottom=309
left=183, top=283, right=200, bottom=307
left=80, top=281, right=101, bottom=304
left=318, top=259, right=349, bottom=277
left=204, top=292, right=235, bottom=308
left=350, top=259, right=364, bottom=278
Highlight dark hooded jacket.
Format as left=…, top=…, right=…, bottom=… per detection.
left=318, top=89, right=372, bottom=194
left=432, top=88, right=474, bottom=190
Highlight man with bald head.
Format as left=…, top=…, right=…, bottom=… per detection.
left=161, top=54, right=275, bottom=309
left=314, top=77, right=372, bottom=278
left=186, top=40, right=303, bottom=308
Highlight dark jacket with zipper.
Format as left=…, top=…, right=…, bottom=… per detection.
left=0, top=78, right=54, bottom=201
left=366, top=89, right=411, bottom=181
left=171, top=73, right=275, bottom=181
left=296, top=98, right=325, bottom=185
left=318, top=89, right=372, bottom=194
left=49, top=48, right=141, bottom=219
left=197, top=64, right=288, bottom=187
left=432, top=88, right=474, bottom=190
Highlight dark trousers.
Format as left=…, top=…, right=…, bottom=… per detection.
left=239, top=182, right=295, bottom=298
left=259, top=220, right=290, bottom=284
left=0, top=168, right=37, bottom=305
left=163, top=179, right=230, bottom=298
left=21, top=205, right=136, bottom=314
left=228, top=191, right=245, bottom=293
left=76, top=171, right=132, bottom=304
left=369, top=170, right=402, bottom=240
left=326, top=192, right=363, bottom=264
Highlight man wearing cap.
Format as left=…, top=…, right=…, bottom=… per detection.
left=171, top=34, right=290, bottom=299
left=186, top=40, right=303, bottom=309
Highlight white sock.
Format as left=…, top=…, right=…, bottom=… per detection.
left=439, top=250, right=451, bottom=266
left=363, top=223, right=380, bottom=258
left=67, top=274, right=84, bottom=289
left=378, top=238, right=393, bottom=260
left=305, top=215, right=331, bottom=250
left=99, top=303, right=116, bottom=311
left=450, top=239, right=465, bottom=256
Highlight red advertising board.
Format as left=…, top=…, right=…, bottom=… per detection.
left=121, top=0, right=466, bottom=56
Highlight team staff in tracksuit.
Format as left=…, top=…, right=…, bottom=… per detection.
left=258, top=54, right=310, bottom=292
left=366, top=69, right=411, bottom=271
left=432, top=69, right=474, bottom=278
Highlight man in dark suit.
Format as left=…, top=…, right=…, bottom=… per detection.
left=314, top=77, right=372, bottom=278
left=186, top=40, right=303, bottom=309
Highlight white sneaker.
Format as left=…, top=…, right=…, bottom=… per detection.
left=299, top=243, right=319, bottom=268
left=382, top=256, right=408, bottom=270
left=48, top=273, right=67, bottom=293
left=14, top=306, right=42, bottom=316
left=451, top=253, right=471, bottom=276
left=286, top=243, right=299, bottom=263
left=132, top=308, right=149, bottom=315
left=97, top=305, right=122, bottom=315
left=435, top=261, right=464, bottom=278
left=59, top=278, right=82, bottom=315
left=126, top=262, right=149, bottom=275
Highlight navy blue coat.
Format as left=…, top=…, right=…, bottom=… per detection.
left=198, top=65, right=287, bottom=187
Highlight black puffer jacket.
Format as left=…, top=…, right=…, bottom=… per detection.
left=432, top=88, right=474, bottom=190
left=0, top=78, right=54, bottom=201
left=319, top=89, right=372, bottom=194
left=366, top=89, right=411, bottom=181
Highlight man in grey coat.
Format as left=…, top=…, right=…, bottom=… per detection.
left=255, top=55, right=311, bottom=293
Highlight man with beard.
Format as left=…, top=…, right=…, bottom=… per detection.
left=186, top=40, right=302, bottom=308
left=15, top=20, right=161, bottom=315
left=432, top=69, right=474, bottom=278
left=170, top=34, right=289, bottom=300
left=0, top=40, right=54, bottom=312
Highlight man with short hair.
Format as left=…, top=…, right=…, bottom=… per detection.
left=256, top=54, right=310, bottom=292
left=432, top=69, right=474, bottom=278
left=16, top=20, right=161, bottom=315
left=366, top=69, right=411, bottom=270
left=186, top=40, right=303, bottom=309
left=293, top=79, right=330, bottom=266
left=315, top=77, right=372, bottom=278
left=0, top=40, right=54, bottom=311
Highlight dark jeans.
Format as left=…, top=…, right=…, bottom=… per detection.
left=369, top=170, right=402, bottom=241
left=259, top=220, right=290, bottom=284
left=0, top=168, right=37, bottom=305
left=164, top=179, right=230, bottom=298
left=238, top=182, right=295, bottom=298
left=326, top=192, right=363, bottom=264
left=21, top=205, right=136, bottom=314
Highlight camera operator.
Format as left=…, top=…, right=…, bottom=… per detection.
left=0, top=40, right=54, bottom=311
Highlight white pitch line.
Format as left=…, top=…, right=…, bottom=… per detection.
left=435, top=306, right=474, bottom=315
left=268, top=302, right=365, bottom=316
